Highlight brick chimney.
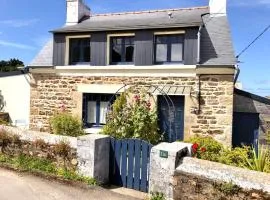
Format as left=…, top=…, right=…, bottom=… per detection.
left=66, top=0, right=90, bottom=26
left=209, top=0, right=226, bottom=17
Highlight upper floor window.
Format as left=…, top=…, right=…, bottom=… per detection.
left=110, top=36, right=135, bottom=65
left=69, top=37, right=90, bottom=65
left=154, top=34, right=184, bottom=64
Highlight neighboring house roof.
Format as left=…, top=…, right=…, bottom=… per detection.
left=200, top=15, right=236, bottom=66
left=235, top=88, right=270, bottom=105
left=0, top=70, right=28, bottom=78
left=29, top=39, right=53, bottom=67
left=52, top=6, right=209, bottom=33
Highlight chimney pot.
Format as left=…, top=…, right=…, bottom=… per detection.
left=66, top=0, right=90, bottom=26
left=209, top=0, right=227, bottom=17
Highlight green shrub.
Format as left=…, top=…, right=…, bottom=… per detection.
left=49, top=112, right=85, bottom=137
left=218, top=147, right=250, bottom=168
left=186, top=136, right=224, bottom=162
left=103, top=90, right=162, bottom=144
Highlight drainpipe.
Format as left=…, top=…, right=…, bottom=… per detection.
left=234, top=64, right=240, bottom=85
left=197, top=25, right=203, bottom=64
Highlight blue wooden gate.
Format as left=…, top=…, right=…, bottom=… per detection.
left=109, top=138, right=153, bottom=192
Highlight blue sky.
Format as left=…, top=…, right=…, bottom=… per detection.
left=0, top=0, right=269, bottom=96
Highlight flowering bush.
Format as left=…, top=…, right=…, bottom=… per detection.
left=188, top=136, right=270, bottom=173
left=191, top=142, right=207, bottom=159
left=188, top=136, right=224, bottom=162
left=102, top=89, right=162, bottom=144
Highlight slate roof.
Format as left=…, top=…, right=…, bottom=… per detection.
left=235, top=88, right=270, bottom=105
left=53, top=6, right=209, bottom=33
left=200, top=15, right=236, bottom=66
left=29, top=39, right=53, bottom=67
left=29, top=6, right=236, bottom=67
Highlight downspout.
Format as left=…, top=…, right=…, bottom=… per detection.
left=197, top=25, right=203, bottom=64
left=234, top=64, right=240, bottom=85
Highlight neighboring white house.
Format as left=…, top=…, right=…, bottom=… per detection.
left=0, top=71, right=31, bottom=128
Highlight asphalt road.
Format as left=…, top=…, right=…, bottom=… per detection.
left=0, top=168, right=140, bottom=200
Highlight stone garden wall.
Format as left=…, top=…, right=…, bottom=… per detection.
left=1, top=126, right=77, bottom=170
left=150, top=142, right=270, bottom=200
left=30, top=73, right=234, bottom=146
left=174, top=157, right=270, bottom=200
left=0, top=126, right=110, bottom=183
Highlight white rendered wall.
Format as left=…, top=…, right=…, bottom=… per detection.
left=0, top=74, right=30, bottom=128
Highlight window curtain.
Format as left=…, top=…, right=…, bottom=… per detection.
left=100, top=101, right=109, bottom=124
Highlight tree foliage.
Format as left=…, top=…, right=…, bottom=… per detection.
left=0, top=58, right=24, bottom=72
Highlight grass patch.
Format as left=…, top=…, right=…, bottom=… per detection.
left=0, top=153, right=96, bottom=186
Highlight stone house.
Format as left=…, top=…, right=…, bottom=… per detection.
left=28, top=0, right=238, bottom=146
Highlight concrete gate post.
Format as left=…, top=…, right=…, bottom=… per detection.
left=77, top=134, right=110, bottom=184
left=149, top=142, right=192, bottom=200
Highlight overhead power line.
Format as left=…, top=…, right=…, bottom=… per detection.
left=236, top=24, right=270, bottom=59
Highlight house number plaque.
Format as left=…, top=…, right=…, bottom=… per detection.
left=160, top=150, right=168, bottom=158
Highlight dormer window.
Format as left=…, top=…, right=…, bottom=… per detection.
left=68, top=36, right=90, bottom=65
left=154, top=34, right=184, bottom=64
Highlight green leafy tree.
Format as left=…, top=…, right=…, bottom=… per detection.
left=102, top=89, right=162, bottom=144
left=0, top=58, right=24, bottom=72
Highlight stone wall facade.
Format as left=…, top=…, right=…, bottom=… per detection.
left=30, top=73, right=234, bottom=146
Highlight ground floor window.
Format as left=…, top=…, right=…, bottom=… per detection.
left=83, top=93, right=116, bottom=127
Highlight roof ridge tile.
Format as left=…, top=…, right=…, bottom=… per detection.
left=91, top=6, right=209, bottom=17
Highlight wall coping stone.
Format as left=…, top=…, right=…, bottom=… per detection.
left=1, top=125, right=77, bottom=148
left=176, top=157, right=270, bottom=193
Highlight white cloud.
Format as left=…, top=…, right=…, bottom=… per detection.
left=0, top=40, right=35, bottom=50
left=0, top=19, right=39, bottom=28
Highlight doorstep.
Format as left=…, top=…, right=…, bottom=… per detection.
left=108, top=186, right=148, bottom=200
left=84, top=127, right=103, bottom=134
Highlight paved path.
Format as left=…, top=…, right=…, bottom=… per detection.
left=0, top=168, right=140, bottom=200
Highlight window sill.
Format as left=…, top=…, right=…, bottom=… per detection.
left=55, top=64, right=193, bottom=70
